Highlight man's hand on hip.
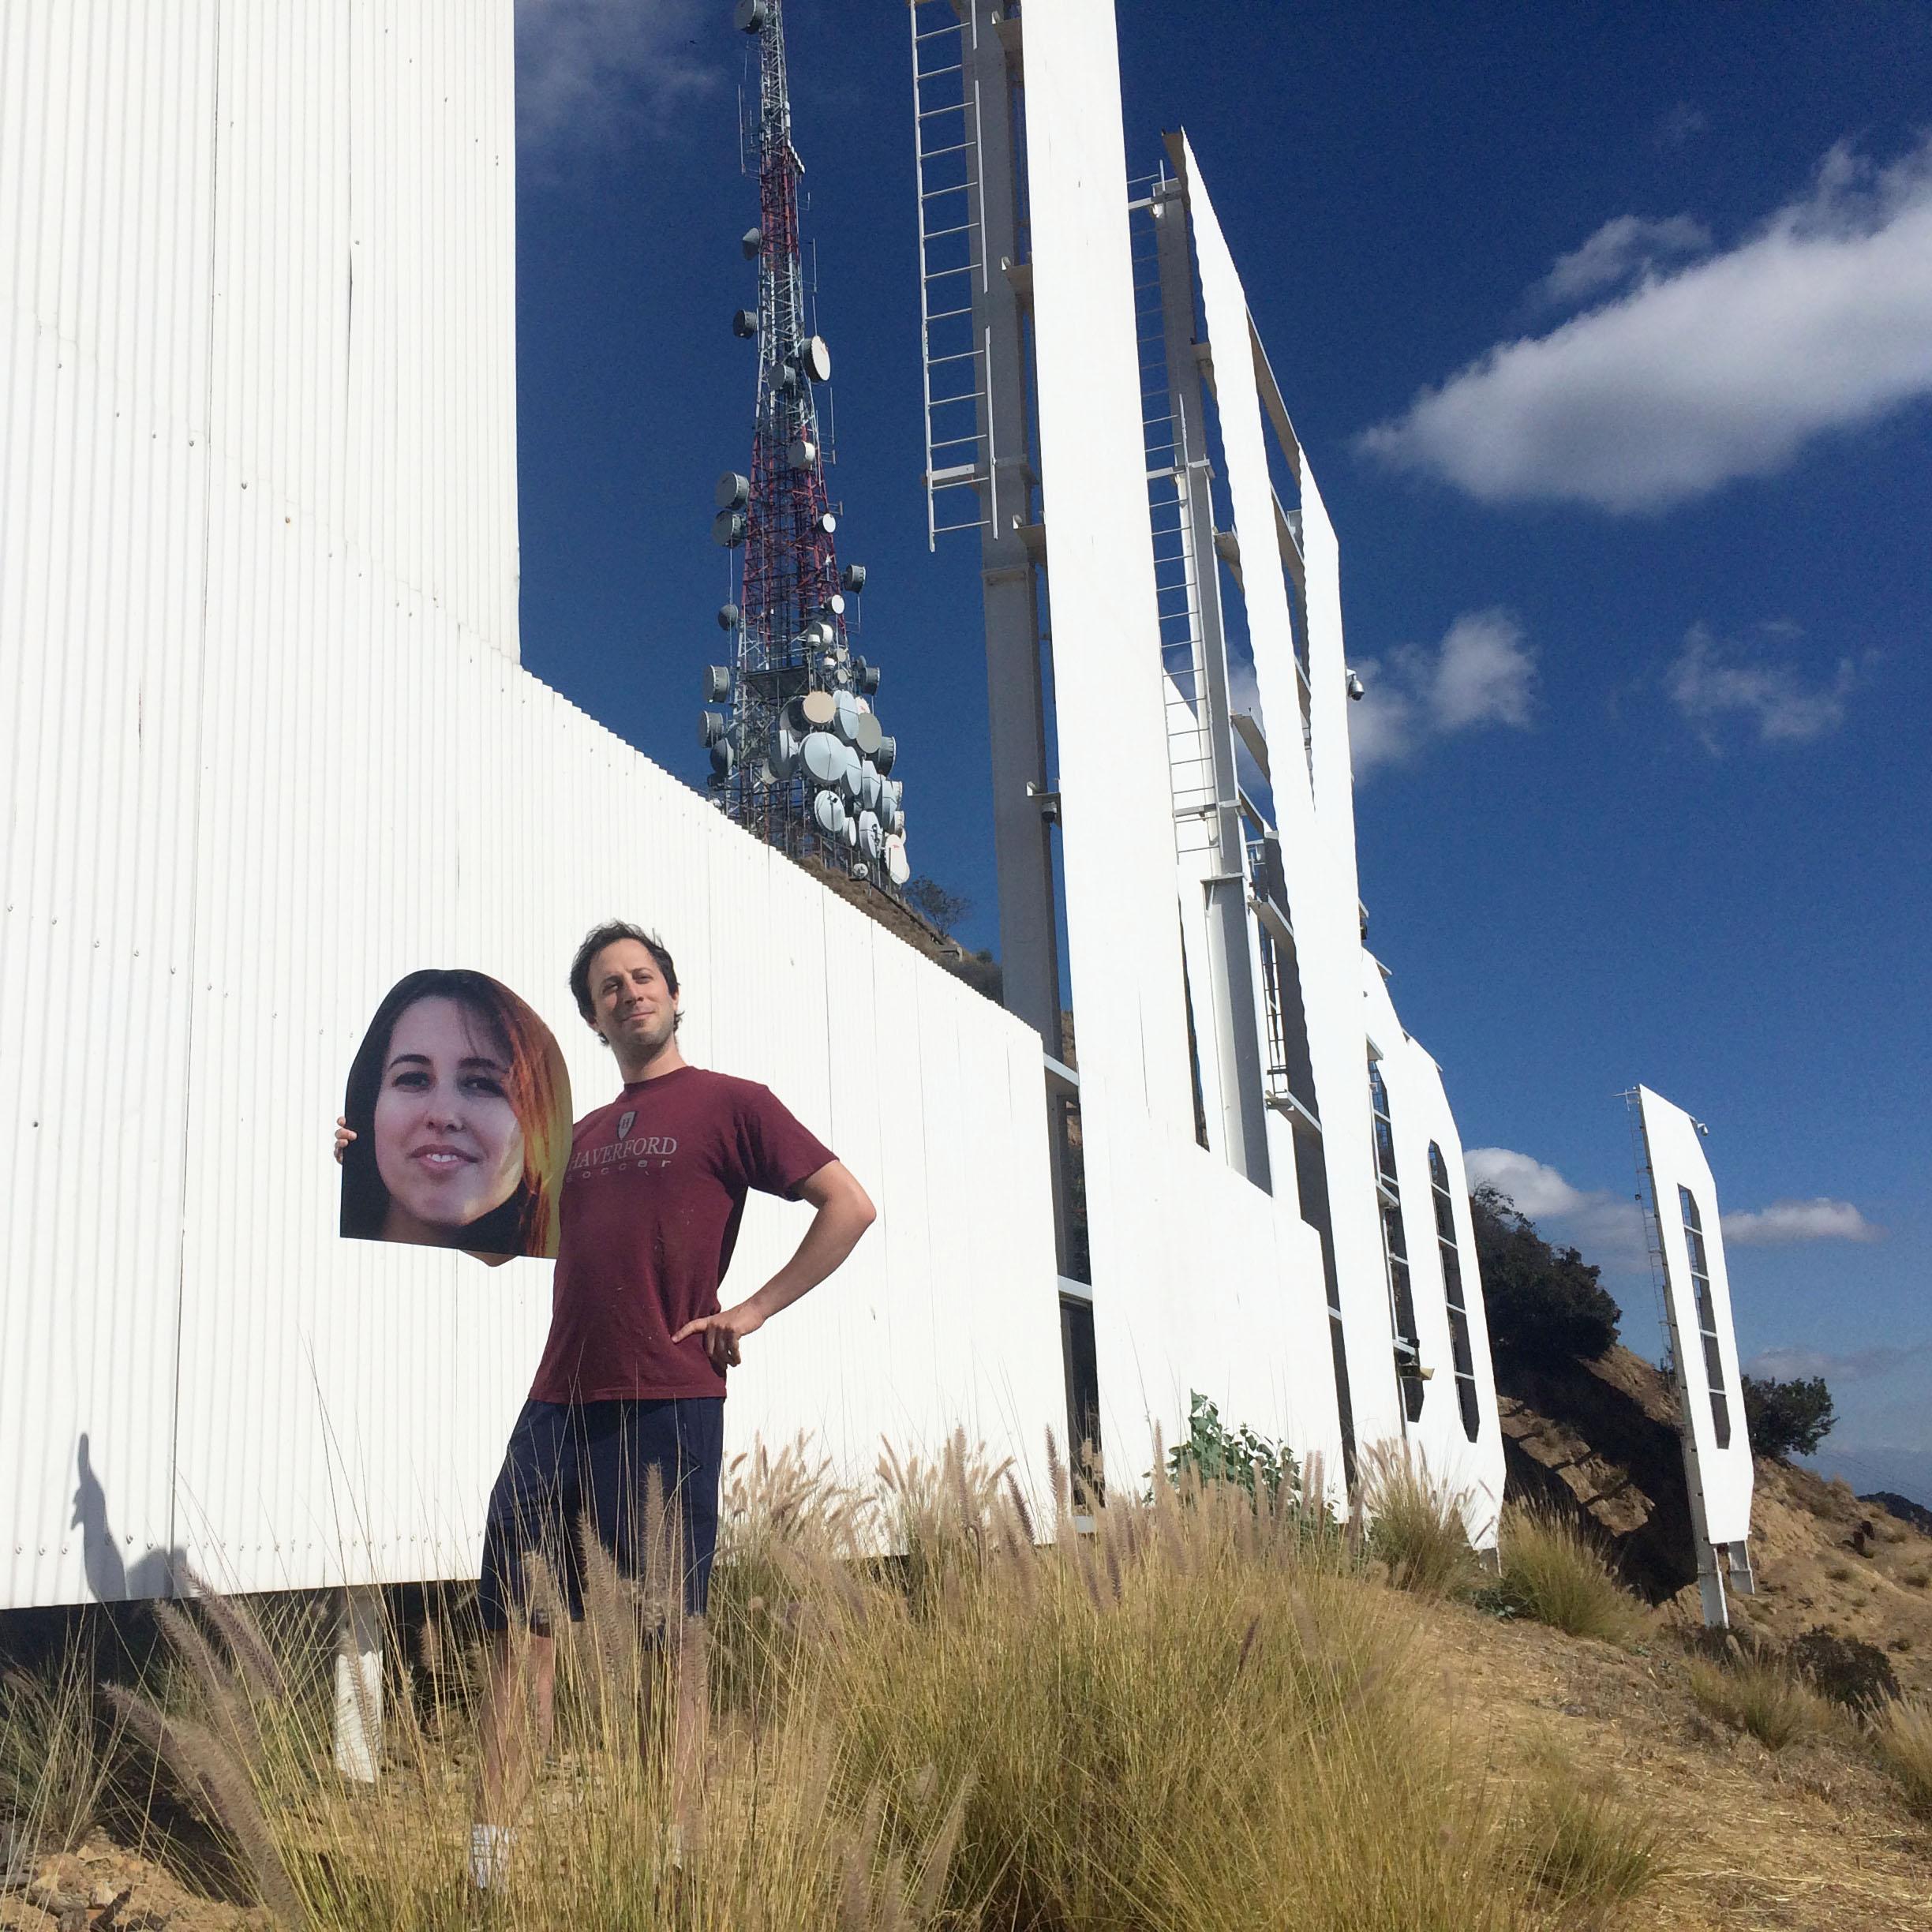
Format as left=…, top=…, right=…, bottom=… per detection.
left=672, top=1301, right=767, bottom=1372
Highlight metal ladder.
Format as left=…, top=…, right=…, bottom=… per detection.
left=908, top=0, right=998, bottom=549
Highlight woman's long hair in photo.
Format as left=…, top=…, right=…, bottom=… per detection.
left=339, top=968, right=570, bottom=1256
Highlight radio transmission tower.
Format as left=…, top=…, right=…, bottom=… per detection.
left=702, top=0, right=911, bottom=893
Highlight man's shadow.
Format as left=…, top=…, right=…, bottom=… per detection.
left=73, top=1432, right=185, bottom=1602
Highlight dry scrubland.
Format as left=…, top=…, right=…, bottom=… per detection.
left=3, top=1440, right=1932, bottom=1932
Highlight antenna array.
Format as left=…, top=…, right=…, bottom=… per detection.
left=703, top=0, right=911, bottom=891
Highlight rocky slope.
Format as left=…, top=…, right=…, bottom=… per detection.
left=1500, top=1344, right=1932, bottom=1696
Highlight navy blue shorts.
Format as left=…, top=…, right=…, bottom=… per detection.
left=477, top=1398, right=725, bottom=1631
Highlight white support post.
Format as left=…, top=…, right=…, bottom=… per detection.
left=333, top=1586, right=384, bottom=1782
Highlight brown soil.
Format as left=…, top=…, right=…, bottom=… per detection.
left=1719, top=1458, right=1932, bottom=1701
left=1439, top=1597, right=1932, bottom=1930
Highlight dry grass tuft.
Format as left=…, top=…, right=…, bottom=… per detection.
left=1687, top=1654, right=1847, bottom=1751
left=1358, top=1443, right=1481, bottom=1600
left=0, top=1633, right=129, bottom=1854
left=1495, top=1502, right=1645, bottom=1645
left=1872, top=1697, right=1932, bottom=1815
left=1509, top=1740, right=1666, bottom=1915
left=13, top=1429, right=1784, bottom=1930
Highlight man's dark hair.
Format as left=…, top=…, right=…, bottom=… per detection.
left=570, top=921, right=681, bottom=1039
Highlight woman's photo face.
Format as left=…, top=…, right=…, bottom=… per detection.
left=372, top=996, right=524, bottom=1240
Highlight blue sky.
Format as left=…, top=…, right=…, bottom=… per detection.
left=509, top=2, right=1930, bottom=1492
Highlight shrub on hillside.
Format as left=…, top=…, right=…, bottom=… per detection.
left=1470, top=1185, right=1622, bottom=1368
left=1741, top=1372, right=1837, bottom=1458
left=1786, top=1627, right=1899, bottom=1713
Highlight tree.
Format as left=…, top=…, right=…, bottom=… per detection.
left=1741, top=1373, right=1837, bottom=1459
left=1469, top=1183, right=1623, bottom=1368
left=902, top=876, right=971, bottom=933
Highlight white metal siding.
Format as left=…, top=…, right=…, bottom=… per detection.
left=1021, top=14, right=1341, bottom=1488
left=1640, top=1085, right=1754, bottom=1546
left=2, top=2, right=1061, bottom=1608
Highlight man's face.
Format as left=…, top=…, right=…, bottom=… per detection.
left=590, top=939, right=680, bottom=1058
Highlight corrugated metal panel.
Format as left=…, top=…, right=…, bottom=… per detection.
left=1, top=1, right=221, bottom=1608
left=4, top=1, right=1062, bottom=1608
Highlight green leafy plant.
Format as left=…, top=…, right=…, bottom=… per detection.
left=1160, top=1393, right=1299, bottom=1505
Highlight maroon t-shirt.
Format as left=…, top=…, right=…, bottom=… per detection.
left=526, top=1065, right=835, bottom=1403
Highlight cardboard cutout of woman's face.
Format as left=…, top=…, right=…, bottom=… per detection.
left=341, top=972, right=571, bottom=1259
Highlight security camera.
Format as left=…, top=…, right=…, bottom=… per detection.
left=1345, top=670, right=1365, bottom=702
left=1694, top=1119, right=1710, bottom=1137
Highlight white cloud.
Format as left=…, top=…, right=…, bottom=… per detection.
left=1748, top=1341, right=1926, bottom=1383
left=1465, top=1147, right=1649, bottom=1267
left=517, top=0, right=716, bottom=159
left=1724, top=1198, right=1882, bottom=1246
left=1357, top=136, right=1932, bottom=511
left=1537, top=213, right=1711, bottom=308
left=1350, top=609, right=1535, bottom=775
left=1668, top=623, right=1857, bottom=747
left=1465, top=1148, right=1586, bottom=1219
left=1655, top=103, right=1709, bottom=150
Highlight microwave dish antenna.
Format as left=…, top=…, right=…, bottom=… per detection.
left=696, top=0, right=911, bottom=893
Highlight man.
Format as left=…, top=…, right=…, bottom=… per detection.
left=336, top=920, right=875, bottom=1886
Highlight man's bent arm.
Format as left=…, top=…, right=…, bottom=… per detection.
left=672, top=1159, right=875, bottom=1368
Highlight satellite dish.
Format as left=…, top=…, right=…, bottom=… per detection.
left=833, top=691, right=864, bottom=744
left=803, top=335, right=833, bottom=382
left=715, top=472, right=751, bottom=511
left=732, top=308, right=758, bottom=338
left=712, top=509, right=747, bottom=549
left=799, top=689, right=837, bottom=728
left=754, top=762, right=776, bottom=786
left=874, top=734, right=897, bottom=775
left=812, top=789, right=845, bottom=836
left=741, top=227, right=763, bottom=259
left=841, top=564, right=867, bottom=593
left=735, top=0, right=768, bottom=33
left=710, top=739, right=736, bottom=777
left=860, top=662, right=882, bottom=695
left=717, top=601, right=740, bottom=631
left=799, top=731, right=844, bottom=785
left=843, top=814, right=859, bottom=848
left=818, top=511, right=837, bottom=536
left=769, top=724, right=801, bottom=779
left=858, top=811, right=883, bottom=858
left=859, top=765, right=882, bottom=811
left=704, top=665, right=732, bottom=702
left=699, top=709, right=727, bottom=747
left=787, top=438, right=818, bottom=470
left=827, top=593, right=847, bottom=616
left=886, top=839, right=912, bottom=887
left=855, top=713, right=884, bottom=756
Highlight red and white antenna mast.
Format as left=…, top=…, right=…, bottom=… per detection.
left=702, top=0, right=909, bottom=893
